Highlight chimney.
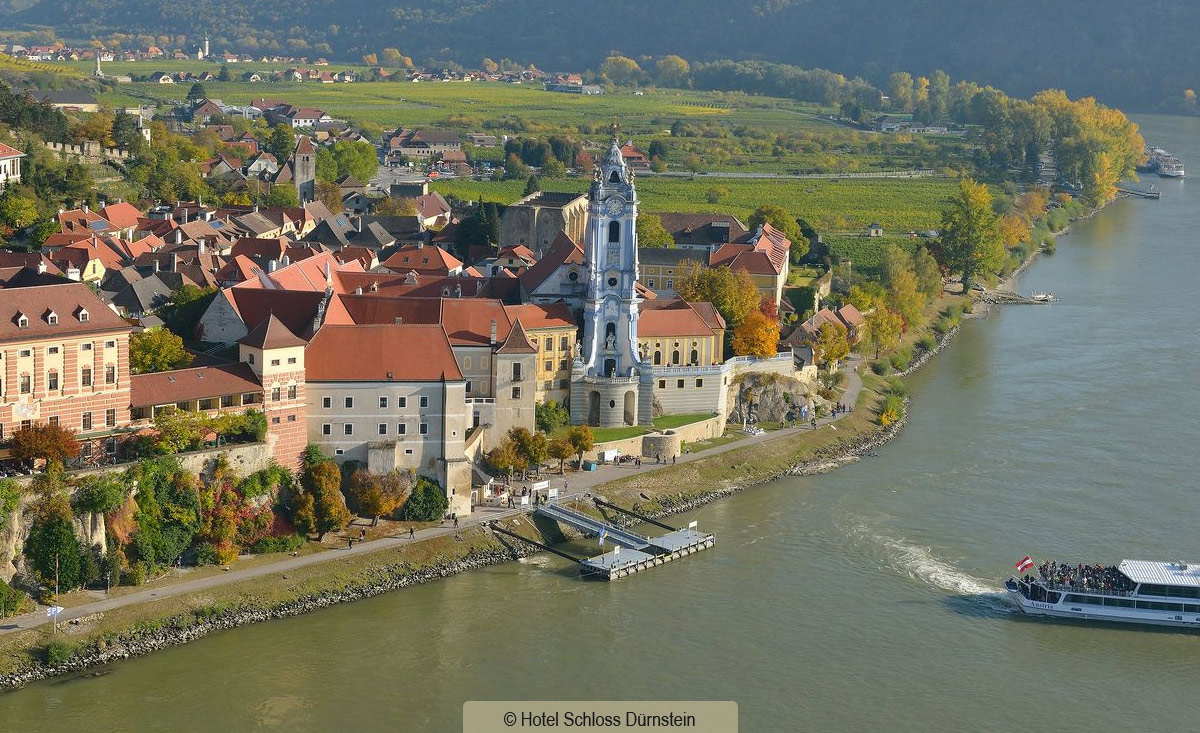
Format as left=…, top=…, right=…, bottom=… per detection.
left=36, top=260, right=46, bottom=274
left=198, top=239, right=206, bottom=254
left=355, top=286, right=363, bottom=295
left=171, top=253, right=179, bottom=271
left=267, top=259, right=278, bottom=273
left=82, top=203, right=89, bottom=214
left=281, top=254, right=290, bottom=266
left=370, top=281, right=378, bottom=292
left=489, top=319, right=497, bottom=345
left=393, top=317, right=403, bottom=325
left=153, top=257, right=160, bottom=273
left=174, top=229, right=183, bottom=244
left=454, top=283, right=461, bottom=298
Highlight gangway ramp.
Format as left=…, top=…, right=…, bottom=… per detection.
left=534, top=503, right=651, bottom=550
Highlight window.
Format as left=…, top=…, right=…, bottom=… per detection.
left=20, top=419, right=31, bottom=431
left=666, top=279, right=673, bottom=289
left=105, top=365, right=116, bottom=384
left=419, top=422, right=428, bottom=435
left=653, top=351, right=662, bottom=366
left=104, top=340, right=116, bottom=349
left=379, top=396, right=388, bottom=408
left=221, top=395, right=235, bottom=408
left=672, top=350, right=680, bottom=365
left=16, top=315, right=27, bottom=329
left=677, top=379, right=685, bottom=389
left=379, top=423, right=387, bottom=435
left=105, top=409, right=116, bottom=427
left=512, top=363, right=522, bottom=381
left=560, top=337, right=569, bottom=350
left=80, top=343, right=92, bottom=351
left=78, top=310, right=89, bottom=322
left=658, top=379, right=666, bottom=389
left=287, top=357, right=297, bottom=364
left=463, top=356, right=472, bottom=369
left=271, top=416, right=281, bottom=425
left=288, top=414, right=296, bottom=422
left=345, top=397, right=354, bottom=408
left=419, top=396, right=428, bottom=408
left=272, top=387, right=282, bottom=401
left=322, top=423, right=332, bottom=435
left=248, top=354, right=255, bottom=365
left=81, top=367, right=92, bottom=386
left=511, top=386, right=521, bottom=400
left=344, top=424, right=353, bottom=435
left=322, top=397, right=332, bottom=408
left=608, top=220, right=620, bottom=242
left=82, top=412, right=93, bottom=430
left=398, top=397, right=407, bottom=408
left=398, top=423, right=407, bottom=436
left=287, top=385, right=297, bottom=400
left=696, top=378, right=704, bottom=388
left=19, top=374, right=30, bottom=394
left=47, top=371, right=58, bottom=391
left=648, top=279, right=656, bottom=288
left=48, top=346, right=59, bottom=355
left=559, top=359, right=568, bottom=370
left=199, top=398, right=217, bottom=410
left=691, top=349, right=699, bottom=365
left=18, top=349, right=30, bottom=358
left=47, top=312, right=58, bottom=325
left=543, top=337, right=552, bottom=349
left=48, top=416, right=59, bottom=427
left=270, top=359, right=280, bottom=366
left=544, top=360, right=553, bottom=371
left=335, top=449, right=344, bottom=456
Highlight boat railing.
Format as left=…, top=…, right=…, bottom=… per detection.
left=1037, top=580, right=1137, bottom=598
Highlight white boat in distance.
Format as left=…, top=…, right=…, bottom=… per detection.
left=1007, top=559, right=1200, bottom=628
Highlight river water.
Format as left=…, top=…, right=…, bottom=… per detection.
left=4, top=115, right=1200, bottom=731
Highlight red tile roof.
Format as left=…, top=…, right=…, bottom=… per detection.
left=129, top=363, right=261, bottom=408
left=239, top=312, right=307, bottom=349
left=502, top=303, right=575, bottom=330
left=382, top=244, right=462, bottom=275
left=0, top=282, right=130, bottom=342
left=639, top=298, right=726, bottom=338
left=100, top=202, right=142, bottom=230
left=518, top=232, right=584, bottom=292
left=306, top=324, right=462, bottom=382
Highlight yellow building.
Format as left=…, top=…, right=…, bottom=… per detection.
left=637, top=298, right=726, bottom=367
left=504, top=303, right=577, bottom=404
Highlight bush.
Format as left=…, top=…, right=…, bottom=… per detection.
left=44, top=639, right=79, bottom=666
left=194, top=543, right=219, bottom=566
left=932, top=317, right=954, bottom=336
left=916, top=334, right=937, bottom=352
left=885, top=378, right=909, bottom=398
left=238, top=464, right=293, bottom=500
left=400, top=477, right=449, bottom=521
left=73, top=475, right=127, bottom=515
left=124, top=560, right=148, bottom=586
left=248, top=534, right=305, bottom=554
left=871, top=359, right=891, bottom=375
left=890, top=347, right=912, bottom=371
left=879, top=394, right=905, bottom=427
left=0, top=577, right=31, bottom=617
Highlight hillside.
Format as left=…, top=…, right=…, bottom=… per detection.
left=4, top=0, right=1197, bottom=109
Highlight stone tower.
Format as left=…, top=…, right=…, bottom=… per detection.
left=569, top=138, right=654, bottom=427
left=293, top=135, right=316, bottom=203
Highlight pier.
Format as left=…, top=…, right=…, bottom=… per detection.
left=528, top=497, right=715, bottom=580
left=977, top=288, right=1055, bottom=305
left=1116, top=185, right=1160, bottom=199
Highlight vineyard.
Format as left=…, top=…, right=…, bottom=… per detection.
left=822, top=235, right=924, bottom=277
left=432, top=176, right=958, bottom=232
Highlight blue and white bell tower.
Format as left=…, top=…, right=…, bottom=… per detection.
left=570, top=138, right=654, bottom=427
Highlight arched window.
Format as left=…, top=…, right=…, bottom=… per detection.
left=608, top=170, right=620, bottom=183
left=690, top=349, right=699, bottom=365
left=672, top=350, right=680, bottom=365
left=608, top=220, right=620, bottom=243
left=653, top=351, right=661, bottom=365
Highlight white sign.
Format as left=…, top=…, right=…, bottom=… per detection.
left=688, top=521, right=698, bottom=529
left=532, top=480, right=549, bottom=492
left=548, top=488, right=559, bottom=499
left=46, top=605, right=64, bottom=618
left=519, top=495, right=530, bottom=506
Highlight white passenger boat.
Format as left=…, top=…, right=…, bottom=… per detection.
left=1007, top=558, right=1200, bottom=628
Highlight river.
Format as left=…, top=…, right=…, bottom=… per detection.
left=4, top=115, right=1200, bottom=731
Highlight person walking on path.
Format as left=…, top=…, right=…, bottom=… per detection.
left=453, top=514, right=459, bottom=528
left=359, top=527, right=366, bottom=541
left=409, top=526, right=415, bottom=539
left=348, top=538, right=354, bottom=550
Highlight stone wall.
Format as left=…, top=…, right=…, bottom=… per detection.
left=43, top=141, right=130, bottom=163
left=587, top=414, right=724, bottom=461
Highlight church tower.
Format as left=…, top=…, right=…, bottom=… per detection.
left=570, top=138, right=654, bottom=427
left=293, top=135, right=316, bottom=203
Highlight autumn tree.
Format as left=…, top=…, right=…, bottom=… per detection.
left=674, top=261, right=761, bottom=328
left=732, top=309, right=780, bottom=358
left=601, top=55, right=643, bottom=86
left=888, top=72, right=914, bottom=112
left=508, top=427, right=548, bottom=477
left=636, top=213, right=674, bottom=249
left=565, top=425, right=595, bottom=468
left=887, top=269, right=925, bottom=329
left=264, top=182, right=299, bottom=207
left=373, top=196, right=417, bottom=216
left=347, top=469, right=413, bottom=525
left=655, top=55, right=690, bottom=88
left=295, top=451, right=350, bottom=540
left=315, top=180, right=344, bottom=214
left=12, top=422, right=80, bottom=464
left=813, top=321, right=850, bottom=368
left=130, top=328, right=192, bottom=374
left=747, top=204, right=803, bottom=248
left=913, top=247, right=943, bottom=303
left=861, top=309, right=904, bottom=358
left=0, top=187, right=40, bottom=230
left=486, top=439, right=520, bottom=480
left=548, top=437, right=574, bottom=474
left=938, top=177, right=1005, bottom=292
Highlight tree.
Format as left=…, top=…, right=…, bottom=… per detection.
left=315, top=146, right=338, bottom=182
left=861, top=309, right=903, bottom=358
left=748, top=203, right=803, bottom=245
left=655, top=55, right=690, bottom=88
left=887, top=269, right=925, bottom=329
left=374, top=196, right=417, bottom=216
left=674, top=260, right=760, bottom=327
left=264, top=124, right=296, bottom=162
left=913, top=247, right=943, bottom=303
left=161, top=284, right=216, bottom=340
left=523, top=175, right=540, bottom=196
left=565, top=425, right=594, bottom=468
left=315, top=180, right=344, bottom=214
left=938, top=177, right=1004, bottom=292
left=535, top=400, right=570, bottom=433
left=507, top=427, right=548, bottom=477
left=348, top=469, right=412, bottom=525
left=502, top=154, right=530, bottom=180
left=264, top=182, right=299, bottom=207
left=548, top=437, right=574, bottom=474
left=0, top=187, right=39, bottom=230
left=0, top=479, right=19, bottom=533
left=187, top=82, right=206, bottom=101
left=813, top=321, right=850, bottom=368
left=732, top=309, right=780, bottom=357
left=26, top=515, right=88, bottom=591
left=601, top=55, right=643, bottom=86
left=888, top=72, right=914, bottom=112
left=297, top=456, right=350, bottom=540
left=130, top=328, right=192, bottom=374
left=541, top=158, right=567, bottom=178
left=400, top=477, right=448, bottom=521
left=330, top=140, right=379, bottom=184
left=218, top=64, right=230, bottom=82
left=72, top=474, right=127, bottom=515
left=362, top=53, right=378, bottom=66
left=11, top=422, right=80, bottom=464
left=636, top=213, right=674, bottom=249
left=381, top=47, right=403, bottom=66
left=486, top=440, right=520, bottom=480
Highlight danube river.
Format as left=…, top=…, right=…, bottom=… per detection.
left=4, top=115, right=1200, bottom=731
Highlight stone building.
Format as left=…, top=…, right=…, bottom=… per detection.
left=499, top=191, right=588, bottom=259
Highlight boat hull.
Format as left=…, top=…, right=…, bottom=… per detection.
left=1006, top=587, right=1200, bottom=629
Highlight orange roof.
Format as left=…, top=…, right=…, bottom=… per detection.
left=639, top=298, right=726, bottom=338
left=0, top=142, right=24, bottom=160
left=130, top=363, right=261, bottom=408
left=57, top=207, right=112, bottom=235
left=382, top=244, right=463, bottom=275
left=518, top=231, right=584, bottom=292
left=240, top=312, right=306, bottom=349
left=0, top=281, right=130, bottom=342
left=502, top=303, right=575, bottom=330
left=100, top=202, right=142, bottom=230
left=216, top=254, right=261, bottom=283
left=495, top=318, right=537, bottom=354
left=306, top=324, right=462, bottom=382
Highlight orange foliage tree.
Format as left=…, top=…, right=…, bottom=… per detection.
left=732, top=310, right=780, bottom=358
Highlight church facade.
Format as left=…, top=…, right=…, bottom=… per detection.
left=569, top=140, right=654, bottom=427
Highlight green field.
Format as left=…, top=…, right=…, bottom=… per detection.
left=432, top=176, right=958, bottom=232
left=823, top=234, right=924, bottom=275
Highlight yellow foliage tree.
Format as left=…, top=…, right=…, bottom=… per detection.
left=732, top=310, right=780, bottom=358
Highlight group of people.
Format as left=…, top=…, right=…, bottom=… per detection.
left=1037, top=561, right=1135, bottom=592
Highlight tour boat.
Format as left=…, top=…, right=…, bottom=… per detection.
left=1006, top=559, right=1200, bottom=628
left=1143, top=147, right=1186, bottom=178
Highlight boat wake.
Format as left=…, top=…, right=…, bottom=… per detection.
left=842, top=519, right=1015, bottom=614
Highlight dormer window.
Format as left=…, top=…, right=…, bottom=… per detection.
left=77, top=308, right=90, bottom=323
left=16, top=313, right=28, bottom=329
left=46, top=311, right=58, bottom=325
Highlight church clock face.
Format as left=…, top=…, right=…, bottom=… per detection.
left=604, top=196, right=625, bottom=217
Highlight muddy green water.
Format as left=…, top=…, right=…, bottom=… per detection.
left=3, top=115, right=1199, bottom=732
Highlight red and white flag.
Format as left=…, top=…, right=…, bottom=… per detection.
left=1015, top=555, right=1034, bottom=573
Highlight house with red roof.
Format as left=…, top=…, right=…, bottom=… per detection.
left=0, top=142, right=25, bottom=190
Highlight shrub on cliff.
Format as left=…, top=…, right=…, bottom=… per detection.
left=0, top=577, right=32, bottom=618
left=400, top=477, right=449, bottom=522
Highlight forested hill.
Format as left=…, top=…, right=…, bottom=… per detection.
left=7, top=0, right=1197, bottom=109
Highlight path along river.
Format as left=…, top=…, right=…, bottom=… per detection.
left=3, top=115, right=1200, bottom=732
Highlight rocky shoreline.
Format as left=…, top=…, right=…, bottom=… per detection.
left=0, top=302, right=966, bottom=692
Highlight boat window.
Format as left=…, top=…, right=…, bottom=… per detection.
left=1045, top=592, right=1060, bottom=604
left=1140, top=584, right=1169, bottom=597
